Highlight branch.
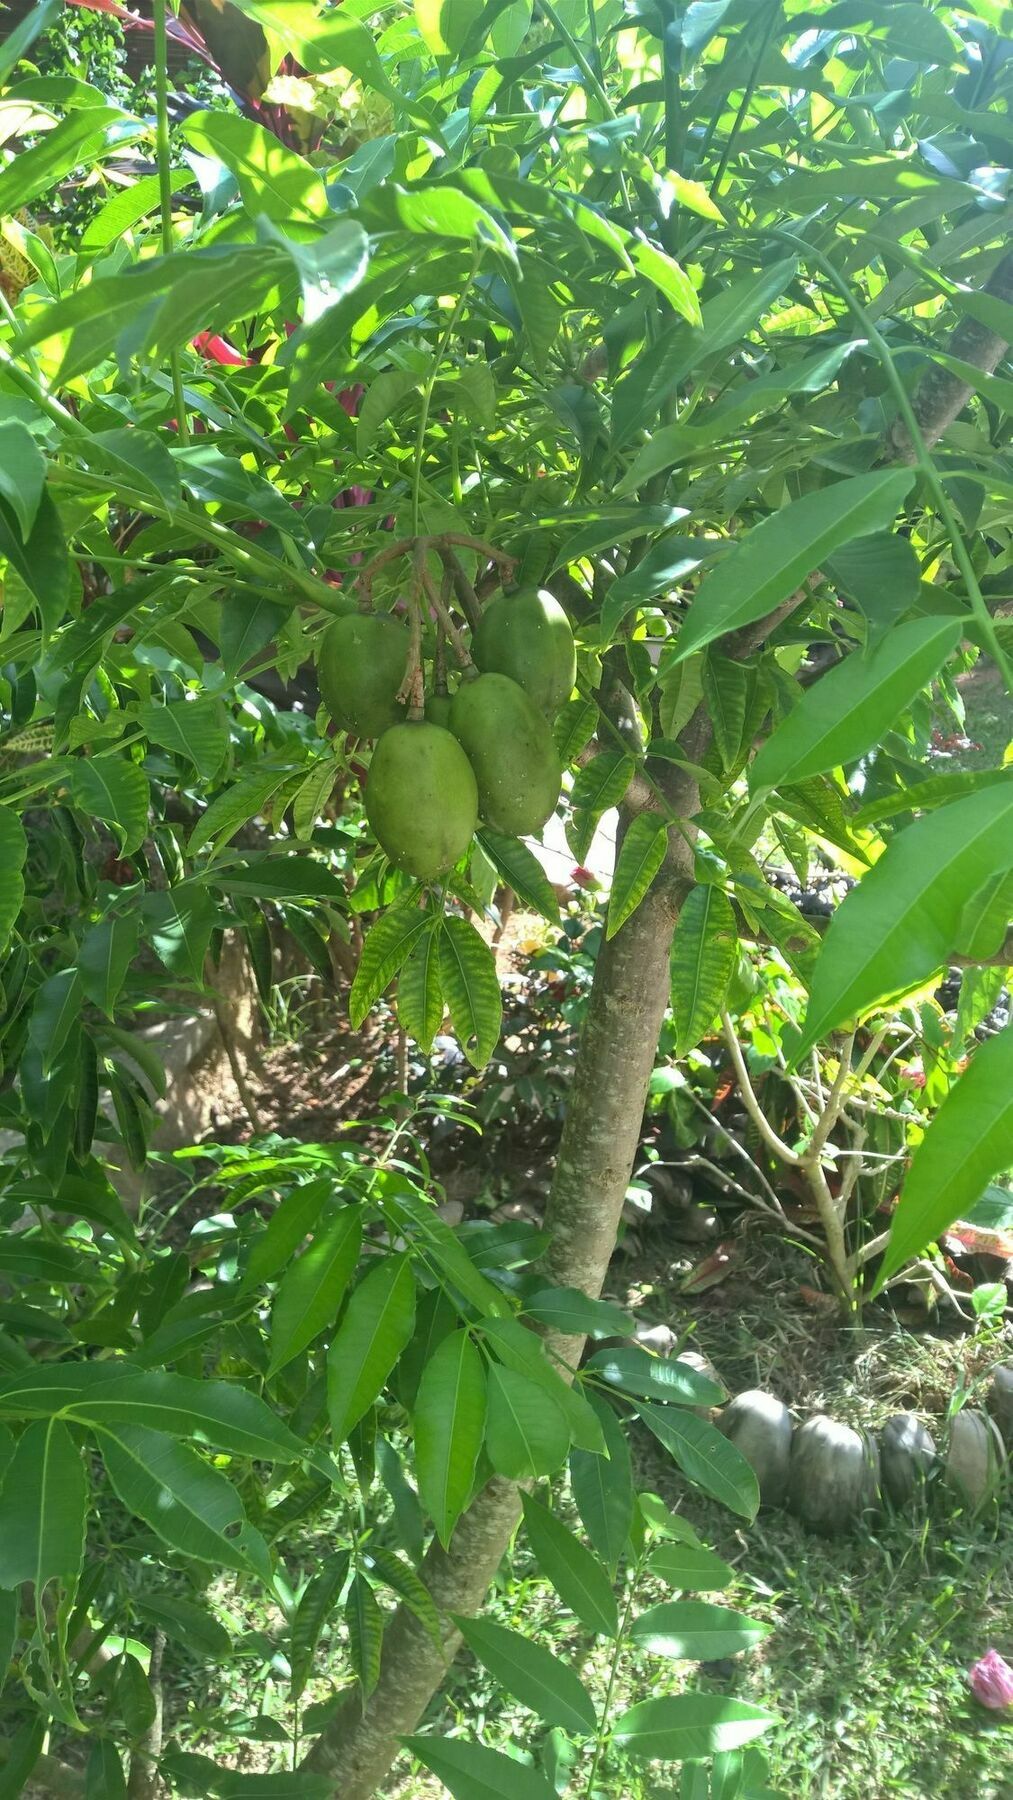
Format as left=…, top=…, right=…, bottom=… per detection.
left=889, top=249, right=1013, bottom=460
left=720, top=1013, right=801, bottom=1166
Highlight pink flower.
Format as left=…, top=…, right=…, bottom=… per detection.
left=969, top=1650, right=1013, bottom=1711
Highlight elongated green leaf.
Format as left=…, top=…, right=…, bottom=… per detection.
left=184, top=113, right=327, bottom=221
left=521, top=1289, right=635, bottom=1337
left=0, top=809, right=26, bottom=947
left=357, top=370, right=420, bottom=452
left=585, top=1346, right=725, bottom=1408
left=85, top=428, right=182, bottom=509
left=438, top=917, right=501, bottom=1070
left=638, top=1403, right=759, bottom=1520
left=608, top=815, right=668, bottom=939
left=0, top=106, right=136, bottom=217
left=798, top=781, right=1013, bottom=1052
left=240, top=1180, right=330, bottom=1292
left=70, top=759, right=149, bottom=856
left=751, top=617, right=964, bottom=790
left=520, top=1494, right=618, bottom=1638
left=78, top=915, right=140, bottom=1017
left=477, top=830, right=560, bottom=924
left=134, top=1594, right=232, bottom=1660
left=28, top=969, right=82, bottom=1074
left=569, top=1392, right=634, bottom=1574
left=852, top=765, right=1009, bottom=829
left=874, top=1027, right=1013, bottom=1290
left=0, top=1420, right=86, bottom=1588
left=414, top=0, right=485, bottom=54
left=85, top=1742, right=127, bottom=1800
left=955, top=869, right=1013, bottom=959
left=345, top=1573, right=383, bottom=1697
left=455, top=1616, right=597, bottom=1735
left=552, top=696, right=599, bottom=764
left=570, top=751, right=634, bottom=816
left=0, top=421, right=45, bottom=541
left=648, top=1542, right=735, bottom=1591
left=613, top=1694, right=775, bottom=1761
left=398, top=925, right=444, bottom=1053
left=290, top=1551, right=350, bottom=1701
left=670, top=886, right=737, bottom=1055
left=629, top=1601, right=770, bottom=1659
left=674, top=473, right=914, bottom=662
left=0, top=488, right=69, bottom=631
left=481, top=1318, right=606, bottom=1455
left=327, top=1255, right=417, bottom=1443
left=365, top=1543, right=441, bottom=1646
left=141, top=887, right=218, bottom=983
left=99, top=1425, right=263, bottom=1573
left=350, top=903, right=433, bottom=1028
left=268, top=1204, right=363, bottom=1376
left=0, top=0, right=61, bottom=80
left=823, top=531, right=921, bottom=633
left=0, top=1365, right=304, bottom=1461
left=0, top=1587, right=16, bottom=1700
left=138, top=699, right=228, bottom=781
left=80, top=169, right=191, bottom=250
left=188, top=765, right=298, bottom=856
left=414, top=1329, right=487, bottom=1547
left=485, top=1364, right=569, bottom=1479
left=703, top=654, right=750, bottom=769
left=405, top=1738, right=558, bottom=1800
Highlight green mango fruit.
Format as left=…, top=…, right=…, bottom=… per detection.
left=472, top=588, right=576, bottom=715
left=318, top=613, right=408, bottom=738
left=450, top=672, right=562, bottom=837
left=366, top=721, right=479, bottom=879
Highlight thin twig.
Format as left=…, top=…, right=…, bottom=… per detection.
left=720, top=1014, right=801, bottom=1166
left=419, top=564, right=474, bottom=671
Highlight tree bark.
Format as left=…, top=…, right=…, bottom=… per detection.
left=889, top=249, right=1013, bottom=458
left=301, top=819, right=692, bottom=1798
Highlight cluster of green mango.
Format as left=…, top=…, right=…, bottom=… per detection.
left=318, top=590, right=576, bottom=878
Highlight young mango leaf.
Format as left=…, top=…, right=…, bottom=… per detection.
left=239, top=1180, right=331, bottom=1293
left=629, top=1601, right=771, bottom=1659
left=327, top=1254, right=417, bottom=1444
left=404, top=1737, right=558, bottom=1800
left=477, top=830, right=560, bottom=924
left=16, top=1367, right=306, bottom=1462
left=438, top=917, right=502, bottom=1070
left=612, top=1694, right=775, bottom=1762
left=290, top=1550, right=350, bottom=1701
left=607, top=814, right=668, bottom=939
left=398, top=924, right=444, bottom=1052
left=267, top=1204, right=363, bottom=1376
left=670, top=885, right=738, bottom=1055
left=569, top=1392, right=635, bottom=1574
left=520, top=1494, right=618, bottom=1638
left=78, top=915, right=140, bottom=1018
left=521, top=1289, right=635, bottom=1337
left=0, top=488, right=68, bottom=633
left=69, top=759, right=149, bottom=856
left=414, top=1329, right=487, bottom=1547
left=481, top=1317, right=606, bottom=1455
left=454, top=1615, right=597, bottom=1735
left=672, top=472, right=914, bottom=662
left=585, top=1346, right=725, bottom=1408
left=873, top=1026, right=1013, bottom=1291
left=345, top=1573, right=384, bottom=1698
left=0, top=1419, right=86, bottom=1589
left=363, top=1543, right=442, bottom=1649
left=484, top=1364, right=570, bottom=1480
left=648, top=1542, right=735, bottom=1592
left=797, top=780, right=1013, bottom=1053
left=638, top=1403, right=759, bottom=1520
left=703, top=654, right=751, bottom=769
left=750, top=616, right=965, bottom=790
left=99, top=1425, right=264, bottom=1574
left=570, top=750, right=635, bottom=816
left=349, top=903, right=432, bottom=1028
left=187, top=765, right=299, bottom=857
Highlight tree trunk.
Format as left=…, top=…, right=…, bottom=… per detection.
left=301, top=838, right=688, bottom=1798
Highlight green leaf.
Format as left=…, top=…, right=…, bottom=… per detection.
left=569, top=1392, right=635, bottom=1574
left=81, top=169, right=191, bottom=251
left=365, top=1543, right=441, bottom=1647
left=349, top=903, right=433, bottom=1028
left=607, top=815, right=668, bottom=940
left=70, top=759, right=149, bottom=856
left=0, top=488, right=69, bottom=632
left=955, top=869, right=1013, bottom=960
left=327, top=1254, right=417, bottom=1444
left=414, top=0, right=486, bottom=55
left=398, top=925, right=444, bottom=1053
left=138, top=699, right=228, bottom=781
left=414, top=1329, right=487, bottom=1547
left=455, top=1616, right=597, bottom=1735
left=0, top=0, right=61, bottom=80
left=0, top=106, right=136, bottom=217
left=99, top=1425, right=264, bottom=1574
left=0, top=1420, right=86, bottom=1589
left=0, top=421, right=45, bottom=541
left=670, top=886, right=738, bottom=1055
left=405, top=1739, right=558, bottom=1800
left=797, top=781, right=1013, bottom=1052
left=823, top=531, right=922, bottom=634
left=85, top=1742, right=127, bottom=1800
left=585, top=1346, right=725, bottom=1408
left=78, top=915, right=140, bottom=1017
left=134, top=1594, right=232, bottom=1660
left=703, top=655, right=750, bottom=769
left=570, top=750, right=635, bottom=817
left=638, top=1403, right=759, bottom=1520
left=485, top=1364, right=570, bottom=1479
left=628, top=237, right=701, bottom=326
left=84, top=428, right=182, bottom=510
left=0, top=809, right=26, bottom=946
left=751, top=617, right=964, bottom=790
left=552, top=696, right=599, bottom=764
left=28, top=969, right=82, bottom=1074
left=477, top=830, right=561, bottom=925
left=357, top=370, right=420, bottom=452
left=648, top=1542, right=735, bottom=1591
left=0, top=1366, right=304, bottom=1461
left=0, top=1586, right=16, bottom=1700
left=140, top=887, right=218, bottom=983
left=522, top=1289, right=635, bottom=1337
left=268, top=1204, right=363, bottom=1376
left=520, top=1494, right=618, bottom=1638
left=240, top=1180, right=330, bottom=1293
left=438, top=917, right=502, bottom=1070
left=220, top=593, right=293, bottom=678
left=629, top=1601, right=771, bottom=1659
left=874, top=1027, right=1013, bottom=1290
left=612, top=1694, right=775, bottom=1761
left=290, top=1550, right=350, bottom=1701
left=481, top=1318, right=606, bottom=1455
left=114, top=1650, right=156, bottom=1738
left=673, top=473, right=914, bottom=662
left=345, top=1573, right=384, bottom=1698
left=183, top=112, right=327, bottom=221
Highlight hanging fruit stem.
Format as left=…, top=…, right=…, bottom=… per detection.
left=398, top=551, right=427, bottom=719
left=419, top=563, right=475, bottom=673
